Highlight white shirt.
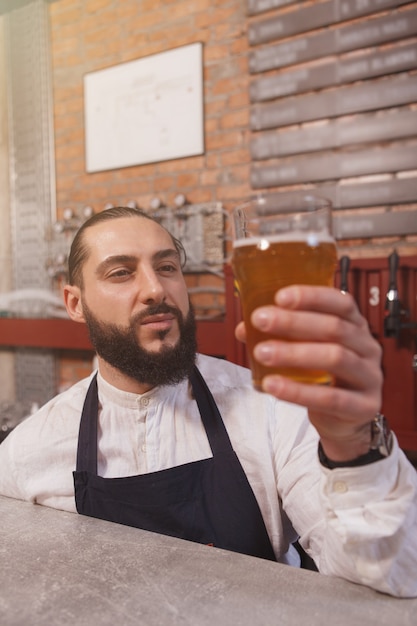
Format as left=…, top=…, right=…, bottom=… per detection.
left=0, top=354, right=416, bottom=597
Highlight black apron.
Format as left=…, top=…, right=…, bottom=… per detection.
left=73, top=367, right=276, bottom=561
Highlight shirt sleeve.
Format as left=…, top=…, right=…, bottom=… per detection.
left=0, top=427, right=29, bottom=501
left=281, top=427, right=417, bottom=597
left=0, top=384, right=85, bottom=512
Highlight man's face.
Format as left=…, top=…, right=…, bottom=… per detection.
left=76, top=216, right=197, bottom=386
left=80, top=216, right=191, bottom=351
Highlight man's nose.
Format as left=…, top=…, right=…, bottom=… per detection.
left=137, top=266, right=165, bottom=304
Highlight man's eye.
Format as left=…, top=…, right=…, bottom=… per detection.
left=108, top=268, right=132, bottom=279
left=159, top=264, right=177, bottom=273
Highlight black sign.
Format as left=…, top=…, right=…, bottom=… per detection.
left=334, top=178, right=417, bottom=209
left=248, top=0, right=410, bottom=44
left=334, top=209, right=417, bottom=239
left=249, top=8, right=417, bottom=73
left=255, top=178, right=417, bottom=211
left=251, top=109, right=417, bottom=160
left=251, top=74, right=417, bottom=130
left=250, top=41, right=417, bottom=102
left=251, top=144, right=417, bottom=187
left=247, top=0, right=295, bottom=16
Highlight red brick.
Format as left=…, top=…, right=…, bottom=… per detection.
left=220, top=148, right=251, bottom=167
left=177, top=172, right=201, bottom=188
left=205, top=130, right=245, bottom=151
left=220, top=108, right=249, bottom=129
left=154, top=175, right=176, bottom=191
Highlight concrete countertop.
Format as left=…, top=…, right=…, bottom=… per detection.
left=0, top=495, right=415, bottom=625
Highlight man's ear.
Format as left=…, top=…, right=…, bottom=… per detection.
left=63, top=284, right=85, bottom=323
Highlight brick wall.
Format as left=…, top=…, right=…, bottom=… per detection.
left=50, top=0, right=252, bottom=214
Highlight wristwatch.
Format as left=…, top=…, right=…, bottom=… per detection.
left=319, top=413, right=393, bottom=468
left=370, top=413, right=393, bottom=458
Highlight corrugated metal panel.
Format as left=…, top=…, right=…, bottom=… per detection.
left=5, top=0, right=57, bottom=405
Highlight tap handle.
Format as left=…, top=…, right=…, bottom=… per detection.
left=388, top=250, right=399, bottom=292
left=384, top=250, right=401, bottom=337
left=339, top=255, right=350, bottom=293
left=385, top=251, right=401, bottom=313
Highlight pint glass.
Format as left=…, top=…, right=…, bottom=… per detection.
left=231, top=195, right=338, bottom=390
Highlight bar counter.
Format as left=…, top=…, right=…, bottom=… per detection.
left=1, top=495, right=415, bottom=625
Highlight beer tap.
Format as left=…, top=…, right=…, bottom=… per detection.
left=384, top=251, right=403, bottom=338
left=339, top=255, right=350, bottom=293
left=383, top=251, right=417, bottom=339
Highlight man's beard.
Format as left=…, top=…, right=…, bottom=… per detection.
left=82, top=301, right=197, bottom=387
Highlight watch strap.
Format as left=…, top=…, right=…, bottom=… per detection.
left=318, top=413, right=393, bottom=469
left=318, top=443, right=386, bottom=469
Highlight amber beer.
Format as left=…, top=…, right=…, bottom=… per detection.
left=232, top=234, right=338, bottom=389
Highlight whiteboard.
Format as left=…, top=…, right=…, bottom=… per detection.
left=84, top=42, right=204, bottom=172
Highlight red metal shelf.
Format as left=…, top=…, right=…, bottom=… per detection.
left=0, top=317, right=230, bottom=359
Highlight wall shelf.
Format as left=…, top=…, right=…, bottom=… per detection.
left=0, top=317, right=232, bottom=358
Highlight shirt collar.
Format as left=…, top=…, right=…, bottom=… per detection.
left=96, top=369, right=189, bottom=409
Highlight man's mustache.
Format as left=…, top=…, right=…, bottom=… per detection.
left=132, top=302, right=183, bottom=325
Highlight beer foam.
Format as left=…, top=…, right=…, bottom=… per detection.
left=233, top=231, right=335, bottom=247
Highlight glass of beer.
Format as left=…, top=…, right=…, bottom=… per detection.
left=231, top=194, right=338, bottom=390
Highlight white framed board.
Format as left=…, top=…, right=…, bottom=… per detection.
left=84, top=42, right=204, bottom=172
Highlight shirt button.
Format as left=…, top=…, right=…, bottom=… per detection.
left=140, top=398, right=149, bottom=407
left=141, top=444, right=147, bottom=452
left=333, top=481, right=348, bottom=494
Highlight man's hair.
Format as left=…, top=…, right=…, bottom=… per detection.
left=68, top=206, right=187, bottom=287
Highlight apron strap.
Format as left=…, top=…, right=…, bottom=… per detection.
left=76, top=373, right=99, bottom=473
left=189, top=366, right=235, bottom=456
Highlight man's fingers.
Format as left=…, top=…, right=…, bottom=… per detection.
left=251, top=306, right=380, bottom=360
left=253, top=339, right=382, bottom=392
left=274, top=286, right=363, bottom=324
